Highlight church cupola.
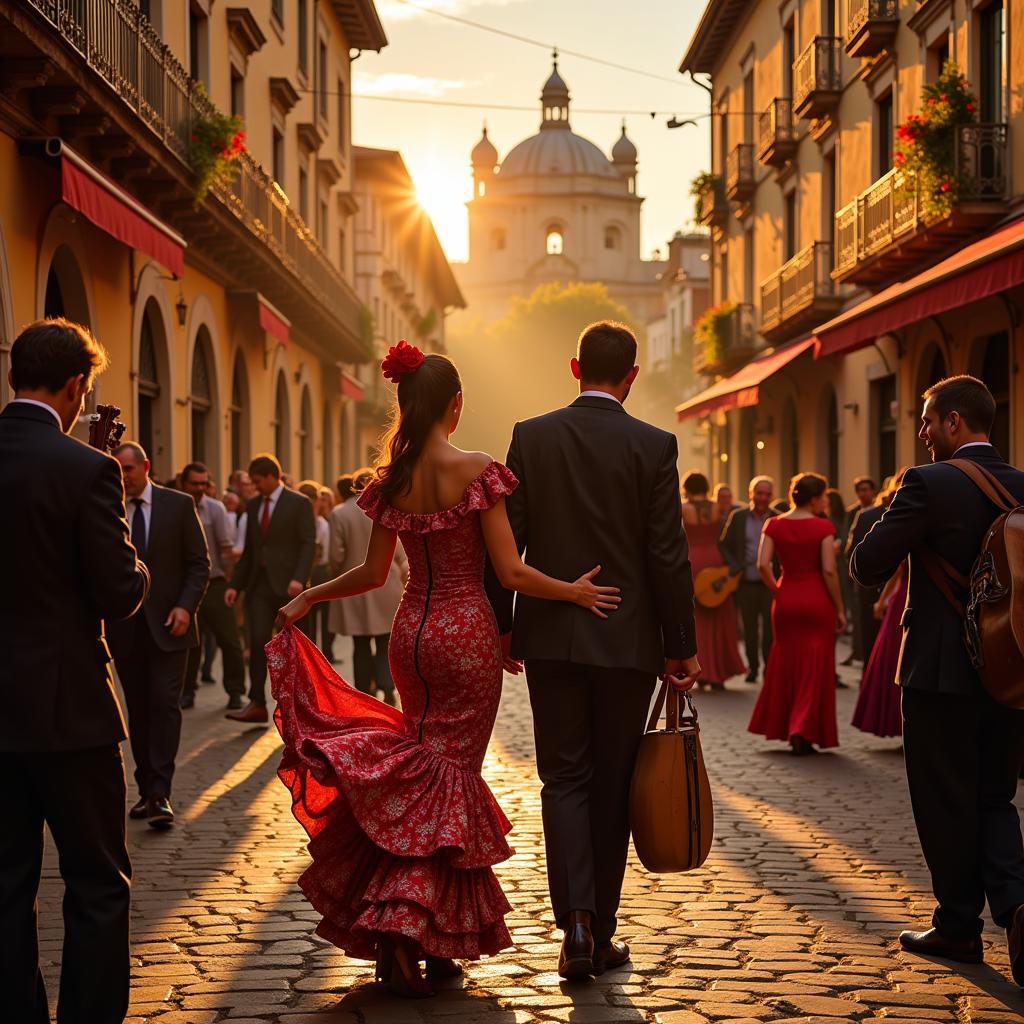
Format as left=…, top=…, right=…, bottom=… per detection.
left=471, top=124, right=498, bottom=197
left=612, top=121, right=638, bottom=192
left=540, top=51, right=570, bottom=130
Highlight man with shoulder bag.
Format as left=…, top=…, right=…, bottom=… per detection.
left=851, top=375, right=1024, bottom=985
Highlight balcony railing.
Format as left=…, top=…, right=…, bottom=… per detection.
left=693, top=303, right=760, bottom=376
left=698, top=177, right=728, bottom=228
left=793, top=37, right=842, bottom=120
left=25, top=0, right=363, bottom=341
left=760, top=242, right=841, bottom=340
left=846, top=0, right=899, bottom=58
left=833, top=124, right=1009, bottom=283
left=725, top=144, right=755, bottom=203
left=758, top=99, right=798, bottom=167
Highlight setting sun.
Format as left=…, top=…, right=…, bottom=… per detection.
left=408, top=151, right=473, bottom=263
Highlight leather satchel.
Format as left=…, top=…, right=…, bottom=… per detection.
left=629, top=680, right=714, bottom=873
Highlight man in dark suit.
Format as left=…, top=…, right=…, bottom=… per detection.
left=486, top=321, right=699, bottom=980
left=846, top=500, right=885, bottom=664
left=1, top=319, right=150, bottom=1024
left=225, top=453, right=316, bottom=723
left=841, top=477, right=877, bottom=665
left=107, top=443, right=209, bottom=829
left=718, top=476, right=777, bottom=682
left=852, top=375, right=1024, bottom=982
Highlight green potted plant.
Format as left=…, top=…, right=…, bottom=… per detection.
left=694, top=300, right=736, bottom=368
left=690, top=171, right=722, bottom=224
left=189, top=84, right=246, bottom=204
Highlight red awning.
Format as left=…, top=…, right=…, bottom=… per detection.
left=258, top=296, right=291, bottom=347
left=340, top=370, right=365, bottom=401
left=813, top=214, right=1024, bottom=359
left=676, top=338, right=815, bottom=422
left=58, top=143, right=185, bottom=276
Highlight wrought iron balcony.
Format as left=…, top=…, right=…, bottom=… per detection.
left=846, top=0, right=899, bottom=59
left=760, top=242, right=843, bottom=342
left=833, top=123, right=1009, bottom=286
left=758, top=99, right=798, bottom=167
left=725, top=144, right=755, bottom=204
left=793, top=37, right=842, bottom=120
left=19, top=0, right=367, bottom=360
left=698, top=176, right=728, bottom=228
left=693, top=303, right=761, bottom=377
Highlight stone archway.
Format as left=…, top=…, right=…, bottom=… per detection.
left=136, top=297, right=174, bottom=479
left=190, top=325, right=219, bottom=481
left=273, top=370, right=292, bottom=470
left=229, top=350, right=251, bottom=475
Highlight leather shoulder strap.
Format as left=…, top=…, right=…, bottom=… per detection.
left=946, top=458, right=1019, bottom=513
left=919, top=550, right=966, bottom=616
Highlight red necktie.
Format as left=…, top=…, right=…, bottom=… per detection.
left=260, top=496, right=271, bottom=537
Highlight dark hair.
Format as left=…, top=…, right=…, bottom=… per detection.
left=923, top=374, right=997, bottom=435
left=11, top=317, right=109, bottom=393
left=181, top=462, right=209, bottom=482
left=682, top=471, right=710, bottom=497
left=375, top=354, right=462, bottom=501
left=789, top=472, right=828, bottom=508
left=853, top=475, right=876, bottom=491
left=336, top=473, right=355, bottom=501
left=249, top=453, right=282, bottom=479
left=577, top=320, right=636, bottom=385
left=825, top=487, right=845, bottom=522
left=113, top=441, right=148, bottom=464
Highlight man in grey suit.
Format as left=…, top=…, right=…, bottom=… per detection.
left=486, top=321, right=700, bottom=980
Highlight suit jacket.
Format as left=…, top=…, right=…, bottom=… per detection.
left=0, top=401, right=150, bottom=752
left=485, top=395, right=697, bottom=675
left=108, top=483, right=209, bottom=656
left=717, top=506, right=778, bottom=576
left=327, top=497, right=408, bottom=636
left=845, top=503, right=884, bottom=561
left=851, top=445, right=1024, bottom=695
left=232, top=487, right=316, bottom=597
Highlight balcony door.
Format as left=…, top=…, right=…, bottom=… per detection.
left=979, top=0, right=1005, bottom=124
left=876, top=92, right=893, bottom=177
left=871, top=374, right=897, bottom=482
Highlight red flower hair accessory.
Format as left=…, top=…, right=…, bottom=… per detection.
left=381, top=339, right=425, bottom=383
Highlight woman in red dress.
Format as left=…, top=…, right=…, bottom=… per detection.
left=269, top=343, right=620, bottom=998
left=682, top=472, right=746, bottom=690
left=748, top=473, right=847, bottom=754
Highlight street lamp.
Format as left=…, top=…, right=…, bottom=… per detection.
left=175, top=292, right=187, bottom=328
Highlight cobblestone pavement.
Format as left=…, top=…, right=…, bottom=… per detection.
left=39, top=640, right=1024, bottom=1024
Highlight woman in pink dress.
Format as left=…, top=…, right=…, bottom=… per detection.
left=269, top=342, right=620, bottom=998
left=851, top=563, right=906, bottom=739
left=748, top=473, right=847, bottom=754
left=682, top=472, right=746, bottom=690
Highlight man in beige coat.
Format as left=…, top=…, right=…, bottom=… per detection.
left=327, top=471, right=408, bottom=704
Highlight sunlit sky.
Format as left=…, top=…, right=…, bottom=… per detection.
left=352, top=0, right=712, bottom=263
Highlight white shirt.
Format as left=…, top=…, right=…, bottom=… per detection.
left=315, top=515, right=330, bottom=567
left=260, top=483, right=284, bottom=523
left=579, top=389, right=623, bottom=405
left=233, top=512, right=248, bottom=555
left=127, top=480, right=153, bottom=541
left=954, top=442, right=994, bottom=453
left=11, top=398, right=62, bottom=429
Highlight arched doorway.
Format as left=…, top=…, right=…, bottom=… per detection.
left=780, top=396, right=799, bottom=488
left=273, top=372, right=291, bottom=469
left=137, top=298, right=172, bottom=477
left=190, top=327, right=217, bottom=475
left=915, top=344, right=948, bottom=464
left=977, top=332, right=1011, bottom=458
left=43, top=245, right=91, bottom=325
left=229, top=353, right=250, bottom=474
left=299, top=386, right=313, bottom=479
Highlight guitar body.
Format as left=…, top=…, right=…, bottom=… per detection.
left=694, top=566, right=740, bottom=609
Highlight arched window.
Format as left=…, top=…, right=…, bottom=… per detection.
left=604, top=226, right=621, bottom=251
left=229, top=353, right=249, bottom=473
left=45, top=265, right=64, bottom=318
left=299, top=386, right=313, bottom=479
left=138, top=307, right=160, bottom=462
left=190, top=330, right=213, bottom=464
left=273, top=372, right=291, bottom=469
left=545, top=228, right=563, bottom=255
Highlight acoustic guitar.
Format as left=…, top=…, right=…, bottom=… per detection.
left=86, top=403, right=126, bottom=452
left=694, top=565, right=741, bottom=609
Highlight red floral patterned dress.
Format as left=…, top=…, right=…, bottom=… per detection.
left=268, top=461, right=518, bottom=961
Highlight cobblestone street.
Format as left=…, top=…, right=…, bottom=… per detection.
left=39, top=645, right=1024, bottom=1024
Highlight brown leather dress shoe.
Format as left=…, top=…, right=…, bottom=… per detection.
left=593, top=940, right=630, bottom=974
left=225, top=701, right=269, bottom=724
left=899, top=927, right=983, bottom=964
left=128, top=796, right=149, bottom=820
left=147, top=796, right=174, bottom=830
left=558, top=910, right=595, bottom=980
left=1007, top=904, right=1024, bottom=986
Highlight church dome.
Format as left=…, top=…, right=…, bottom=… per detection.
left=499, top=130, right=618, bottom=178
left=471, top=125, right=498, bottom=168
left=612, top=124, right=638, bottom=165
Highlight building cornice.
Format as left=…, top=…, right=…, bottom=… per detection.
left=328, top=0, right=388, bottom=52
left=680, top=0, right=753, bottom=75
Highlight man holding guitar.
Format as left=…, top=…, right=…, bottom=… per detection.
left=0, top=319, right=150, bottom=1024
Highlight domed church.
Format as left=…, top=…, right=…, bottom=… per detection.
left=455, top=57, right=666, bottom=326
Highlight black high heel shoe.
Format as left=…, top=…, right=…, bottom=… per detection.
left=425, top=956, right=464, bottom=982
left=375, top=937, right=434, bottom=999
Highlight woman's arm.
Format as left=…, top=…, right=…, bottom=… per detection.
left=820, top=533, right=848, bottom=632
left=757, top=531, right=778, bottom=594
left=480, top=498, right=620, bottom=617
left=276, top=521, right=399, bottom=627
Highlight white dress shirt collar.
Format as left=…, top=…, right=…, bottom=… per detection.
left=953, top=442, right=994, bottom=454
left=10, top=398, right=63, bottom=429
left=579, top=389, right=623, bottom=406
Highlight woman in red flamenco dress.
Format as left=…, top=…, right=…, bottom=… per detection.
left=681, top=471, right=746, bottom=690
left=748, top=473, right=847, bottom=755
left=269, top=342, right=620, bottom=998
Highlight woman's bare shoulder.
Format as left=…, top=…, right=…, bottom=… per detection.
left=448, top=448, right=494, bottom=487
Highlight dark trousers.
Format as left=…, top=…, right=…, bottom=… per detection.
left=525, top=659, right=655, bottom=943
left=736, top=580, right=773, bottom=675
left=297, top=566, right=334, bottom=659
left=113, top=620, right=189, bottom=799
left=183, top=578, right=245, bottom=699
left=902, top=686, right=1024, bottom=939
left=352, top=634, right=394, bottom=703
left=200, top=621, right=216, bottom=677
left=856, top=584, right=883, bottom=663
left=0, top=745, right=131, bottom=1024
left=246, top=572, right=285, bottom=707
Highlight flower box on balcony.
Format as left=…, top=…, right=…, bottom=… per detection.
left=846, top=0, right=899, bottom=59
left=693, top=301, right=760, bottom=376
left=692, top=173, right=727, bottom=229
